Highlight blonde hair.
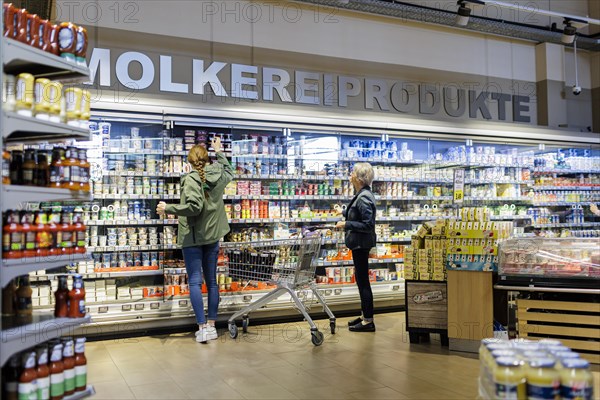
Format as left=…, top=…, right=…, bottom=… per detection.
left=188, top=145, right=209, bottom=184
left=352, top=162, right=374, bottom=187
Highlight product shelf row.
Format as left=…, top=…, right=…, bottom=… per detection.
left=530, top=222, right=600, bottom=228
left=1, top=253, right=91, bottom=288
left=2, top=185, right=91, bottom=211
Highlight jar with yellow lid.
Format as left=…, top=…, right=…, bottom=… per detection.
left=494, top=356, right=527, bottom=400
left=559, top=358, right=593, bottom=400
left=526, top=358, right=560, bottom=400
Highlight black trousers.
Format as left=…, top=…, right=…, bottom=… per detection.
left=352, top=248, right=374, bottom=319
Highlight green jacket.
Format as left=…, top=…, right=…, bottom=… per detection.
left=165, top=152, right=234, bottom=247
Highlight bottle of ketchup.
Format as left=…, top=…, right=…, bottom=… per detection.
left=54, top=275, right=69, bottom=318
left=49, top=342, right=64, bottom=400
left=68, top=275, right=85, bottom=318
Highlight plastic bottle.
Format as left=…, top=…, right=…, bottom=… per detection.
left=18, top=351, right=37, bottom=400
left=74, top=338, right=87, bottom=392
left=22, top=149, right=36, bottom=186
left=67, top=275, right=85, bottom=318
left=3, top=149, right=10, bottom=184
left=2, top=278, right=17, bottom=316
left=54, top=275, right=69, bottom=318
left=3, top=210, right=24, bottom=259
left=64, top=88, right=82, bottom=124
left=47, top=81, right=62, bottom=122
left=21, top=210, right=37, bottom=258
left=61, top=339, right=75, bottom=396
left=49, top=147, right=65, bottom=188
left=72, top=207, right=86, bottom=254
left=9, top=149, right=23, bottom=185
left=36, top=345, right=50, bottom=400
left=74, top=26, right=88, bottom=67
left=58, top=209, right=74, bottom=255
left=15, top=73, right=34, bottom=116
left=16, top=275, right=33, bottom=317
left=78, top=149, right=90, bottom=192
left=494, top=356, right=526, bottom=400
left=49, top=342, right=64, bottom=400
left=526, top=358, right=560, bottom=400
left=35, top=211, right=51, bottom=257
left=33, top=78, right=51, bottom=119
left=57, top=22, right=77, bottom=61
left=4, top=354, right=20, bottom=400
left=560, top=358, right=593, bottom=400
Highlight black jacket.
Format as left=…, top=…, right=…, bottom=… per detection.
left=343, top=186, right=377, bottom=250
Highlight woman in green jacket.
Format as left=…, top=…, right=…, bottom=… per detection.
left=157, top=137, right=234, bottom=343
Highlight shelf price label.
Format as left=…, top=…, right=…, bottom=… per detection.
left=453, top=169, right=465, bottom=204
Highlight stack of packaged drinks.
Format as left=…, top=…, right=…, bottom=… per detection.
left=479, top=338, right=594, bottom=400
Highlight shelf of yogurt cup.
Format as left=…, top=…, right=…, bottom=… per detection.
left=29, top=269, right=165, bottom=282
left=222, top=194, right=452, bottom=201
left=530, top=222, right=600, bottom=229
left=2, top=37, right=91, bottom=79
left=93, top=194, right=180, bottom=200
left=234, top=173, right=456, bottom=184
left=532, top=185, right=600, bottom=191
left=533, top=201, right=596, bottom=206
left=232, top=154, right=290, bottom=160
left=466, top=179, right=534, bottom=185
left=1, top=253, right=91, bottom=288
left=86, top=244, right=181, bottom=253
left=84, top=219, right=178, bottom=226
left=101, top=170, right=183, bottom=178
left=1, top=185, right=91, bottom=211
left=463, top=196, right=532, bottom=202
left=228, top=216, right=342, bottom=224
left=338, top=156, right=425, bottom=165
left=532, top=167, right=600, bottom=174
left=0, top=313, right=91, bottom=366
left=315, top=257, right=403, bottom=267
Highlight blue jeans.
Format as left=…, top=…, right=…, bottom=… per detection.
left=182, top=242, right=220, bottom=324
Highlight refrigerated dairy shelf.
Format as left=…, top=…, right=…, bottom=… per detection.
left=531, top=222, right=600, bottom=228
left=84, top=219, right=178, bottom=226
left=86, top=244, right=180, bottom=252
left=29, top=269, right=164, bottom=281
left=1, top=253, right=91, bottom=288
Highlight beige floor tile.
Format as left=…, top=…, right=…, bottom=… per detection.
left=178, top=382, right=245, bottom=400
left=87, top=360, right=125, bottom=384
left=348, top=387, right=409, bottom=399
left=92, top=379, right=136, bottom=399
left=276, top=350, right=341, bottom=370
left=129, top=381, right=189, bottom=400
left=291, top=385, right=350, bottom=400
left=257, top=365, right=332, bottom=391
left=236, top=383, right=298, bottom=400
left=120, top=366, right=173, bottom=387
left=362, top=367, right=446, bottom=396
left=305, top=366, right=386, bottom=393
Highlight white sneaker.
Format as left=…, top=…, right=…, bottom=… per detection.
left=206, top=326, right=218, bottom=340
left=195, top=326, right=218, bottom=341
left=195, top=327, right=209, bottom=343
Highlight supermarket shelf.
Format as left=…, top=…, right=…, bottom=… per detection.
left=339, top=157, right=424, bottom=165
left=102, top=148, right=163, bottom=155
left=1, top=253, right=90, bottom=288
left=2, top=185, right=91, bottom=210
left=87, top=244, right=180, bottom=252
left=532, top=186, right=600, bottom=191
left=466, top=180, right=534, bottom=185
left=84, top=219, right=178, bottom=226
left=30, top=269, right=164, bottom=281
left=3, top=111, right=90, bottom=141
left=64, top=386, right=95, bottom=400
left=102, top=171, right=181, bottom=178
left=321, top=237, right=411, bottom=245
left=533, top=201, right=595, bottom=206
left=233, top=154, right=288, bottom=159
left=464, top=196, right=531, bottom=202
left=2, top=38, right=90, bottom=79
left=0, top=314, right=91, bottom=366
left=533, top=168, right=600, bottom=175
left=315, top=257, right=403, bottom=267
left=489, top=215, right=532, bottom=220
left=531, top=222, right=600, bottom=229
left=235, top=174, right=455, bottom=184
left=431, top=162, right=533, bottom=170
left=228, top=217, right=341, bottom=224
left=376, top=215, right=453, bottom=222
left=223, top=194, right=452, bottom=201
left=94, top=194, right=180, bottom=200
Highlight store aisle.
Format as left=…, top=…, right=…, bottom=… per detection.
left=86, top=312, right=599, bottom=400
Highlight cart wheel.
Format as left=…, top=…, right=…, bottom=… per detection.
left=311, top=330, right=324, bottom=346
left=330, top=322, right=336, bottom=335
left=242, top=317, right=249, bottom=333
left=229, top=323, right=238, bottom=339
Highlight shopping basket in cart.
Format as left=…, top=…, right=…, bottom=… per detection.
left=223, top=236, right=336, bottom=346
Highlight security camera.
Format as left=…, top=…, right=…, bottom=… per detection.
left=572, top=86, right=582, bottom=96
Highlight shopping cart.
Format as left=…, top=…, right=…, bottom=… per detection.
left=223, top=235, right=336, bottom=346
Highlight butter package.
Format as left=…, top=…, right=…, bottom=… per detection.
left=432, top=272, right=446, bottom=281
left=419, top=273, right=431, bottom=281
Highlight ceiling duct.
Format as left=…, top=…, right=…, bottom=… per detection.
left=295, top=0, right=600, bottom=51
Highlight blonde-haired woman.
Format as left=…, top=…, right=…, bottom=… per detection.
left=336, top=162, right=377, bottom=332
left=157, top=137, right=234, bottom=342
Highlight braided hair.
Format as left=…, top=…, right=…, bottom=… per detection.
left=188, top=145, right=209, bottom=186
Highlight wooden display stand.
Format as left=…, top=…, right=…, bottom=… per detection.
left=405, top=280, right=449, bottom=346
left=517, top=298, right=600, bottom=364
left=447, top=270, right=494, bottom=353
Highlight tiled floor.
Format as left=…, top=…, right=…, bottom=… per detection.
left=87, top=312, right=600, bottom=399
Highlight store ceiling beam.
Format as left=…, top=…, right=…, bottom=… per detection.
left=294, top=0, right=600, bottom=51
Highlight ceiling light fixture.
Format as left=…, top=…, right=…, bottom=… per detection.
left=562, top=20, right=577, bottom=44
left=455, top=1, right=484, bottom=27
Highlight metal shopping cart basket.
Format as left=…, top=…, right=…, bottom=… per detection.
left=223, top=235, right=336, bottom=346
